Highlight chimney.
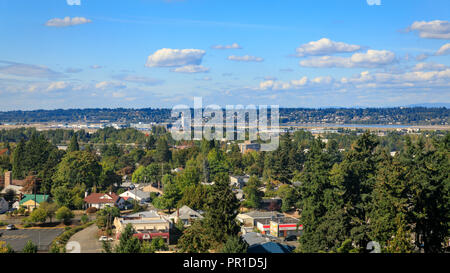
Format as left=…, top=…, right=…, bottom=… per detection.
left=5, top=171, right=12, bottom=188
left=85, top=191, right=88, bottom=198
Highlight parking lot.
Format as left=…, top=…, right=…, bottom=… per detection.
left=0, top=228, right=64, bottom=252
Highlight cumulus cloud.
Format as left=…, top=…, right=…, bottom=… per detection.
left=259, top=76, right=309, bottom=91
left=406, top=20, right=450, bottom=39
left=146, top=48, right=206, bottom=67
left=300, top=50, right=396, bottom=68
left=171, top=65, right=210, bottom=73
left=0, top=61, right=63, bottom=78
left=295, top=38, right=361, bottom=57
left=211, top=43, right=242, bottom=50
left=45, top=17, right=92, bottom=27
left=435, top=43, right=450, bottom=56
left=227, top=55, right=264, bottom=62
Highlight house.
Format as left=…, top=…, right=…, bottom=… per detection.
left=19, top=194, right=49, bottom=212
left=229, top=175, right=250, bottom=189
left=119, top=189, right=150, bottom=203
left=114, top=210, right=172, bottom=243
left=84, top=192, right=125, bottom=210
left=168, top=205, right=203, bottom=226
left=237, top=211, right=285, bottom=227
left=260, top=197, right=282, bottom=210
left=0, top=197, right=9, bottom=214
left=0, top=171, right=25, bottom=194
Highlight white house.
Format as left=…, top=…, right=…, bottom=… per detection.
left=119, top=189, right=150, bottom=203
left=84, top=192, right=125, bottom=210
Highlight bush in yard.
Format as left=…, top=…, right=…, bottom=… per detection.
left=56, top=206, right=74, bottom=225
left=86, top=207, right=97, bottom=214
left=81, top=214, right=89, bottom=224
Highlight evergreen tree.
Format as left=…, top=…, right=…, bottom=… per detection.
left=22, top=240, right=38, bottom=253
left=203, top=173, right=240, bottom=243
left=221, top=236, right=248, bottom=253
left=12, top=138, right=26, bottom=179
left=115, top=224, right=142, bottom=253
left=67, top=134, right=80, bottom=153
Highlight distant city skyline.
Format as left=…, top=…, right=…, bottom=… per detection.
left=0, top=0, right=449, bottom=110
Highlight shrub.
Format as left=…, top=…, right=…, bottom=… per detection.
left=55, top=206, right=74, bottom=225
left=80, top=214, right=89, bottom=224
left=86, top=207, right=97, bottom=214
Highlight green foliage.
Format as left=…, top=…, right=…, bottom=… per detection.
left=221, top=236, right=248, bottom=253
left=67, top=134, right=80, bottom=153
left=22, top=240, right=38, bottom=253
left=177, top=220, right=213, bottom=253
left=96, top=206, right=120, bottom=230
left=55, top=206, right=74, bottom=225
left=115, top=224, right=141, bottom=253
left=28, top=207, right=48, bottom=223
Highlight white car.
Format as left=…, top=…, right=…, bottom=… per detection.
left=99, top=236, right=114, bottom=241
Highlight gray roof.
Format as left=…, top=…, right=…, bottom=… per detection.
left=169, top=205, right=203, bottom=220
left=121, top=189, right=149, bottom=200
left=242, top=232, right=274, bottom=246
left=243, top=211, right=284, bottom=219
left=126, top=210, right=160, bottom=218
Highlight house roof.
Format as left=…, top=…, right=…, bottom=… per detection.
left=243, top=210, right=284, bottom=219
left=242, top=232, right=272, bottom=246
left=247, top=242, right=294, bottom=254
left=120, top=189, right=149, bottom=200
left=84, top=192, right=120, bottom=204
left=19, top=194, right=49, bottom=205
left=169, top=205, right=203, bottom=220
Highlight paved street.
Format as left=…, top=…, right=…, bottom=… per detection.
left=0, top=228, right=64, bottom=252
left=69, top=224, right=103, bottom=253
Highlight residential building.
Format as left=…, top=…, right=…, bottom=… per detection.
left=0, top=171, right=25, bottom=194
left=168, top=205, right=203, bottom=226
left=119, top=189, right=150, bottom=203
left=247, top=241, right=295, bottom=253
left=229, top=175, right=250, bottom=189
left=19, top=194, right=49, bottom=212
left=84, top=192, right=125, bottom=209
left=141, top=184, right=164, bottom=195
left=114, top=210, right=172, bottom=243
left=0, top=197, right=8, bottom=214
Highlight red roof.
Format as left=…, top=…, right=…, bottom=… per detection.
left=84, top=193, right=120, bottom=204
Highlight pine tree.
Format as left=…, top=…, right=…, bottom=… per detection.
left=12, top=139, right=26, bottom=179
left=67, top=134, right=80, bottom=153
left=203, top=173, right=240, bottom=243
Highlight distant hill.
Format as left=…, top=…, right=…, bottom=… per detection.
left=406, top=103, right=450, bottom=108
left=0, top=107, right=448, bottom=126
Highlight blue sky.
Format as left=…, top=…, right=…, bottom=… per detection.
left=0, top=0, right=449, bottom=110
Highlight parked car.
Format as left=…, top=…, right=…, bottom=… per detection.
left=99, top=236, right=114, bottom=241
left=284, top=235, right=297, bottom=242
left=6, top=224, right=16, bottom=230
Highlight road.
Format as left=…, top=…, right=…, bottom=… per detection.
left=68, top=224, right=103, bottom=253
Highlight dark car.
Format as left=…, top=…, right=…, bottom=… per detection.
left=284, top=235, right=297, bottom=242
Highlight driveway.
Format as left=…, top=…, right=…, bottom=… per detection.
left=68, top=224, right=103, bottom=253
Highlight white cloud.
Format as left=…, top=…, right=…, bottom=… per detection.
left=300, top=50, right=396, bottom=68
left=0, top=61, right=63, bottom=78
left=95, top=81, right=126, bottom=90
left=90, top=65, right=103, bottom=69
left=47, top=81, right=69, bottom=91
left=211, top=43, right=242, bottom=50
left=45, top=17, right=92, bottom=27
left=435, top=43, right=450, bottom=56
left=407, top=20, right=450, bottom=39
left=171, top=65, right=210, bottom=73
left=227, top=55, right=264, bottom=62
left=295, top=38, right=361, bottom=57
left=146, top=48, right=206, bottom=67
left=412, top=62, right=447, bottom=71
left=259, top=76, right=309, bottom=90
